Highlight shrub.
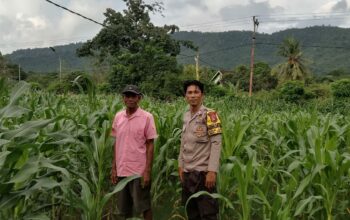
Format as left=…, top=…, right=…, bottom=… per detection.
left=47, top=81, right=69, bottom=94
left=97, top=83, right=112, bottom=94
left=30, top=82, right=42, bottom=91
left=306, top=83, right=331, bottom=99
left=278, top=81, right=305, bottom=102
left=330, top=79, right=350, bottom=98
left=204, top=83, right=234, bottom=98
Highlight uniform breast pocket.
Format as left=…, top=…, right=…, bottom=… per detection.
left=193, top=125, right=208, bottom=142
left=196, top=135, right=209, bottom=143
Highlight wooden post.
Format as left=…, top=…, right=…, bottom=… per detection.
left=249, top=16, right=259, bottom=97
left=195, top=52, right=199, bottom=80
left=18, top=64, right=21, bottom=81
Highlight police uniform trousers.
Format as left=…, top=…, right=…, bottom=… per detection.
left=182, top=171, right=219, bottom=220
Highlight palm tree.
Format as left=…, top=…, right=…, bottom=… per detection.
left=272, top=37, right=310, bottom=82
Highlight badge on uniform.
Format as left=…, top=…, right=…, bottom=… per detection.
left=194, top=126, right=205, bottom=137
left=206, top=111, right=222, bottom=136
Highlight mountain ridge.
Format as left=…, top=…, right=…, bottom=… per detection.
left=5, top=25, right=350, bottom=75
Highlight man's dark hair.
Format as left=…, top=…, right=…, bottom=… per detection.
left=183, top=80, right=204, bottom=95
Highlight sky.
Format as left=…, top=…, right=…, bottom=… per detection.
left=1, top=0, right=350, bottom=54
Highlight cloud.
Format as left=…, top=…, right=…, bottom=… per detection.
left=0, top=0, right=124, bottom=54
left=332, top=0, right=348, bottom=11
left=2, top=0, right=350, bottom=53
left=217, top=0, right=284, bottom=32
left=166, top=0, right=208, bottom=11
left=219, top=0, right=283, bottom=19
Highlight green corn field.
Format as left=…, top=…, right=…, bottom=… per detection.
left=0, top=81, right=349, bottom=220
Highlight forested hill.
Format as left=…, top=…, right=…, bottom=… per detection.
left=6, top=26, right=350, bottom=74
left=173, top=26, right=350, bottom=74
left=5, top=43, right=94, bottom=73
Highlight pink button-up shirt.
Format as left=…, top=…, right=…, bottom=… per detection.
left=111, top=107, right=157, bottom=177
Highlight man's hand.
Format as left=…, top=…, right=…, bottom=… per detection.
left=111, top=166, right=118, bottom=185
left=205, top=171, right=216, bottom=189
left=142, top=170, right=151, bottom=188
left=178, top=167, right=184, bottom=183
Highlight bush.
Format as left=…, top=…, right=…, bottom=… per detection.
left=306, top=83, right=331, bottom=99
left=331, top=79, right=350, bottom=98
left=47, top=81, right=69, bottom=94
left=278, top=81, right=305, bottom=102
left=204, top=83, right=235, bottom=98
left=29, top=82, right=42, bottom=91
left=97, top=83, right=112, bottom=94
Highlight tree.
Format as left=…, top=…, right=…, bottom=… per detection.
left=181, top=64, right=214, bottom=82
left=222, top=62, right=277, bottom=91
left=77, top=0, right=195, bottom=99
left=0, top=52, right=27, bottom=81
left=272, top=37, right=310, bottom=82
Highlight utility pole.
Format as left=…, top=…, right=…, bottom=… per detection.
left=18, top=64, right=21, bottom=81
left=59, top=56, right=62, bottom=83
left=195, top=51, right=199, bottom=80
left=50, top=47, right=62, bottom=82
left=249, top=16, right=259, bottom=97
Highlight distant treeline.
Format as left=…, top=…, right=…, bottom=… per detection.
left=5, top=25, right=350, bottom=75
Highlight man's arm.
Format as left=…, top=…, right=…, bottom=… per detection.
left=143, top=139, right=154, bottom=187
left=111, top=139, right=118, bottom=184
left=178, top=141, right=184, bottom=183
left=206, top=111, right=222, bottom=189
left=206, top=134, right=222, bottom=188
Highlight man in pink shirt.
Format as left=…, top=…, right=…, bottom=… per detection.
left=111, top=85, right=157, bottom=220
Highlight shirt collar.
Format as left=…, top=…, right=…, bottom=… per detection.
left=122, top=107, right=142, bottom=118
left=187, top=104, right=205, bottom=120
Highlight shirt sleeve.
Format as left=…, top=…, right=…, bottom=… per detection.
left=145, top=114, right=158, bottom=140
left=111, top=115, right=118, bottom=137
left=206, top=111, right=222, bottom=172
left=208, top=133, right=222, bottom=172
left=178, top=115, right=186, bottom=169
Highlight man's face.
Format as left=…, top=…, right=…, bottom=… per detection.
left=123, top=92, right=141, bottom=109
left=185, top=85, right=203, bottom=107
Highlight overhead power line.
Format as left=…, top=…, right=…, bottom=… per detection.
left=257, top=11, right=350, bottom=18
left=44, top=0, right=107, bottom=28
left=198, top=58, right=223, bottom=70
left=179, top=17, right=251, bottom=28
left=256, top=42, right=350, bottom=50
left=260, top=15, right=350, bottom=24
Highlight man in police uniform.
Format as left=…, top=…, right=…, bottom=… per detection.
left=178, top=80, right=222, bottom=220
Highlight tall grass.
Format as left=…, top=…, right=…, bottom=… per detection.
left=0, top=81, right=349, bottom=219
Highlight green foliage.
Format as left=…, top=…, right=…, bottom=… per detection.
left=181, top=64, right=215, bottom=82
left=1, top=83, right=350, bottom=219
left=47, top=81, right=69, bottom=94
left=29, top=82, right=42, bottom=91
left=6, top=43, right=93, bottom=73
left=45, top=71, right=95, bottom=95
left=0, top=77, right=9, bottom=107
left=66, top=71, right=94, bottom=94
left=5, top=26, right=350, bottom=76
left=278, top=80, right=305, bottom=102
left=204, top=83, right=235, bottom=98
left=330, top=79, right=350, bottom=98
left=77, top=0, right=195, bottom=99
left=222, top=62, right=278, bottom=92
left=0, top=52, right=27, bottom=81
left=272, top=37, right=310, bottom=82
left=305, top=83, right=331, bottom=99
left=26, top=72, right=58, bottom=88
left=97, top=82, right=112, bottom=94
